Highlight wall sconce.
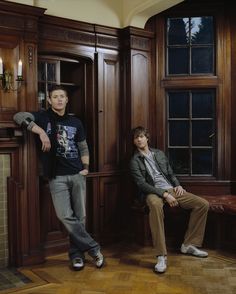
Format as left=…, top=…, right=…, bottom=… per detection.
left=0, top=57, right=24, bottom=92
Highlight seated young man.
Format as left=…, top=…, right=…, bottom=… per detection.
left=130, top=126, right=209, bottom=274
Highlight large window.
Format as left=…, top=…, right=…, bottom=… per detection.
left=165, top=15, right=216, bottom=176
left=167, top=16, right=214, bottom=75
left=167, top=90, right=215, bottom=175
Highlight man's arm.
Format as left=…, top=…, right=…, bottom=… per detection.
left=13, top=112, right=51, bottom=152
left=30, top=124, right=51, bottom=152
left=78, top=140, right=89, bottom=175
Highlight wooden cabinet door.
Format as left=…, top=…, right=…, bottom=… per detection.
left=98, top=176, right=122, bottom=243
left=97, top=52, right=120, bottom=171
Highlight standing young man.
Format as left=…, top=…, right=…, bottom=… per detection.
left=13, top=85, right=104, bottom=270
left=130, top=126, right=209, bottom=274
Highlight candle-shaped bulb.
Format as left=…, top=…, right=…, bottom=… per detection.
left=17, top=59, right=22, bottom=77
left=0, top=57, right=3, bottom=75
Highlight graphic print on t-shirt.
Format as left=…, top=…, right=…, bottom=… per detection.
left=56, top=125, right=78, bottom=159
left=46, top=122, right=51, bottom=135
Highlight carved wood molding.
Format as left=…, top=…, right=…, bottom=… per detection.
left=96, top=34, right=119, bottom=50
left=28, top=45, right=33, bottom=65
left=121, top=27, right=154, bottom=51
left=130, top=35, right=151, bottom=51
left=0, top=0, right=45, bottom=16
left=39, top=24, right=95, bottom=46
left=39, top=15, right=122, bottom=50
left=24, top=18, right=38, bottom=32
left=0, top=0, right=45, bottom=33
left=0, top=12, right=24, bottom=31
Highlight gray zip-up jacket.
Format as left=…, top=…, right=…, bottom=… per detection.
left=129, top=148, right=180, bottom=201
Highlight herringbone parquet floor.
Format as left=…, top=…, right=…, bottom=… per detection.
left=1, top=242, right=236, bottom=294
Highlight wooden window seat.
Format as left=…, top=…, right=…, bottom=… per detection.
left=131, top=195, right=236, bottom=251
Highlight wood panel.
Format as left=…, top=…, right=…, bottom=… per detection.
left=0, top=1, right=44, bottom=123
left=85, top=173, right=127, bottom=244
left=98, top=176, right=122, bottom=243
left=5, top=140, right=43, bottom=267
left=121, top=28, right=154, bottom=160
left=0, top=1, right=45, bottom=267
left=131, top=51, right=149, bottom=128
left=230, top=7, right=236, bottom=192
left=97, top=52, right=120, bottom=171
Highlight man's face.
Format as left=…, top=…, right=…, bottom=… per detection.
left=48, top=89, right=68, bottom=113
left=133, top=133, right=148, bottom=150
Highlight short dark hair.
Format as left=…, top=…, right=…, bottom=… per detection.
left=49, top=85, right=68, bottom=98
left=131, top=126, right=150, bottom=141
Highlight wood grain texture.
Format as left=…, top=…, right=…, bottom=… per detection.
left=2, top=242, right=236, bottom=294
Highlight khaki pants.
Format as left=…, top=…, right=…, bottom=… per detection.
left=146, top=189, right=209, bottom=256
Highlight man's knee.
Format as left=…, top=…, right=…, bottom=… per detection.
left=202, top=198, right=210, bottom=211
left=196, top=197, right=209, bottom=212
left=146, top=194, right=163, bottom=210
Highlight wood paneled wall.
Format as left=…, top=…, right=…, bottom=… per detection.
left=0, top=1, right=46, bottom=266
left=230, top=7, right=236, bottom=192
left=0, top=0, right=235, bottom=267
left=146, top=0, right=233, bottom=193
left=97, top=52, right=120, bottom=171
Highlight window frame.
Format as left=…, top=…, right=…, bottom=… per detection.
left=154, top=5, right=230, bottom=181
left=166, top=89, right=216, bottom=177
left=166, top=16, right=216, bottom=76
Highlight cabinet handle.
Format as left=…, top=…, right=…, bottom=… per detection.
left=99, top=110, right=103, bottom=113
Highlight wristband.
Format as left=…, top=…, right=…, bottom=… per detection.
left=22, top=117, right=33, bottom=127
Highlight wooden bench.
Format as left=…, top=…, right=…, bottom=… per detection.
left=131, top=195, right=236, bottom=250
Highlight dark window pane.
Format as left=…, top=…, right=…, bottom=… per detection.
left=167, top=18, right=189, bottom=45
left=169, top=92, right=189, bottom=118
left=169, top=121, right=189, bottom=146
left=192, top=149, right=212, bottom=174
left=47, top=63, right=56, bottom=82
left=191, top=17, right=214, bottom=44
left=169, top=149, right=190, bottom=174
left=47, top=83, right=57, bottom=93
left=191, top=47, right=213, bottom=73
left=38, top=83, right=45, bottom=92
left=192, top=121, right=214, bottom=146
left=38, top=62, right=45, bottom=81
left=192, top=91, right=214, bottom=118
left=168, top=48, right=189, bottom=74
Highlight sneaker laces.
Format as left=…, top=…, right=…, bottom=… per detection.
left=155, top=256, right=167, bottom=273
left=94, top=252, right=104, bottom=268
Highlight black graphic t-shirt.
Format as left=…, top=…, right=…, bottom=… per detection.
left=33, top=110, right=86, bottom=176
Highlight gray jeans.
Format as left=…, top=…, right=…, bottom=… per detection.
left=49, top=173, right=100, bottom=260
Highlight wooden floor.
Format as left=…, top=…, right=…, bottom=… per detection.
left=1, top=242, right=236, bottom=294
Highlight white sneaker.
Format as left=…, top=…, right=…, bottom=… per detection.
left=71, top=257, right=84, bottom=270
left=181, top=244, right=208, bottom=257
left=94, top=251, right=104, bottom=268
left=154, top=256, right=167, bottom=273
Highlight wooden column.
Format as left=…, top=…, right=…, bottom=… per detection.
left=0, top=1, right=45, bottom=266
left=121, top=27, right=155, bottom=159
